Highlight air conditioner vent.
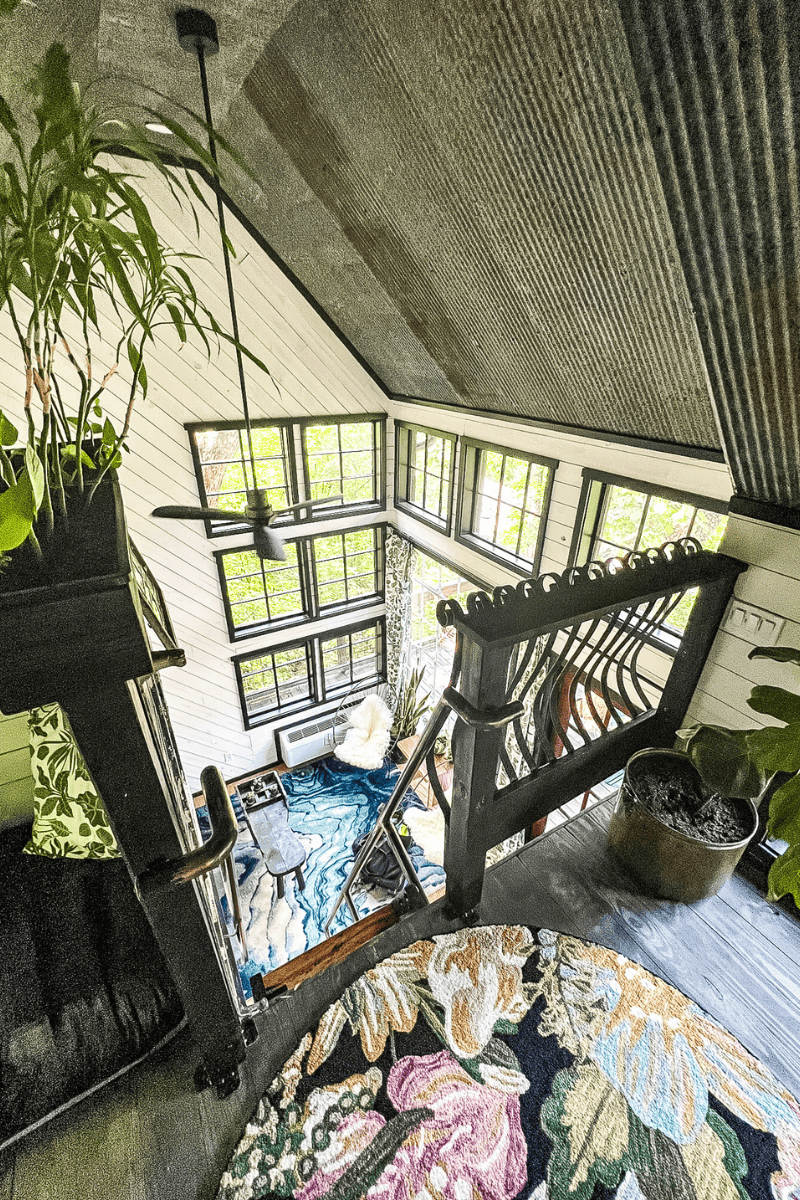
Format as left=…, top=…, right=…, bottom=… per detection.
left=279, top=713, right=339, bottom=767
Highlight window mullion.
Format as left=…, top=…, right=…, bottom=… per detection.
left=517, top=459, right=532, bottom=558
left=493, top=453, right=505, bottom=545
left=634, top=497, right=650, bottom=553
left=302, top=538, right=317, bottom=620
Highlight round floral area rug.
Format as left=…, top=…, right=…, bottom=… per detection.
left=216, top=925, right=800, bottom=1200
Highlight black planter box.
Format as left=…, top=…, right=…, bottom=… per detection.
left=0, top=474, right=153, bottom=714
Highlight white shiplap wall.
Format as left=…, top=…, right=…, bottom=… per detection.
left=685, top=514, right=800, bottom=732
left=113, top=166, right=391, bottom=788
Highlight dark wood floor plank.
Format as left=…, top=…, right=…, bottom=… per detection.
left=565, top=807, right=800, bottom=1096
left=480, top=846, right=586, bottom=935
left=512, top=819, right=671, bottom=980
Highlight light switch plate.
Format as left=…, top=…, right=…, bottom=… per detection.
left=723, top=600, right=785, bottom=646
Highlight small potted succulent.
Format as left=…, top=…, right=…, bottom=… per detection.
left=608, top=644, right=800, bottom=906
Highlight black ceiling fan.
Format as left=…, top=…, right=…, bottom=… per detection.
left=152, top=490, right=344, bottom=562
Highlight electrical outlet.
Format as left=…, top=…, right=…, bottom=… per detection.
left=723, top=600, right=785, bottom=646
left=223, top=751, right=233, bottom=763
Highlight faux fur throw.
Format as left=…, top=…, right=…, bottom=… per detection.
left=334, top=694, right=393, bottom=770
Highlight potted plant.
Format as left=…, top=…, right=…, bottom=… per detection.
left=0, top=44, right=264, bottom=711
left=608, top=643, right=800, bottom=906
left=606, top=745, right=759, bottom=903
left=390, top=667, right=432, bottom=760
left=677, top=645, right=800, bottom=907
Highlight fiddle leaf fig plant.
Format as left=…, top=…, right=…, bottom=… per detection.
left=679, top=644, right=800, bottom=906
left=0, top=43, right=267, bottom=557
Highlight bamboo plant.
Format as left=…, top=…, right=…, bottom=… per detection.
left=679, top=644, right=800, bottom=906
left=0, top=43, right=266, bottom=558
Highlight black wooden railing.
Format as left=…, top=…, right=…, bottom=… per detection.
left=437, top=540, right=746, bottom=914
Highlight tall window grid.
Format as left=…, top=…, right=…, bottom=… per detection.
left=216, top=527, right=385, bottom=641
left=321, top=622, right=384, bottom=698
left=188, top=421, right=294, bottom=536
left=409, top=550, right=483, bottom=700
left=301, top=418, right=383, bottom=513
left=186, top=416, right=385, bottom=537
left=457, top=439, right=556, bottom=572
left=394, top=422, right=455, bottom=532
left=571, top=471, right=728, bottom=635
left=233, top=618, right=386, bottom=727
left=237, top=642, right=314, bottom=722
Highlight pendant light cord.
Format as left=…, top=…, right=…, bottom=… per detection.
left=195, top=43, right=259, bottom=493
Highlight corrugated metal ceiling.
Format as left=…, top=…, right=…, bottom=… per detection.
left=241, top=0, right=721, bottom=451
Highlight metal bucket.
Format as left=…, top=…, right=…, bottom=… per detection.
left=607, top=747, right=759, bottom=903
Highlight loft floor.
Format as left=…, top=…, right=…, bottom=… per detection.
left=4, top=799, right=799, bottom=1200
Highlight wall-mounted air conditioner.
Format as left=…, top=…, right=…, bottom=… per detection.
left=278, top=712, right=346, bottom=768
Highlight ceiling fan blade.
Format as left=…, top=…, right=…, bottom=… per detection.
left=152, top=505, right=250, bottom=523
left=253, top=523, right=286, bottom=562
left=272, top=494, right=345, bottom=519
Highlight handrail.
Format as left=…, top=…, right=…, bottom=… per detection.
left=441, top=539, right=748, bottom=915
left=135, top=765, right=238, bottom=897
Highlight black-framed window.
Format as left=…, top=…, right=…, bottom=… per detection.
left=320, top=619, right=385, bottom=700
left=217, top=540, right=309, bottom=638
left=570, top=471, right=728, bottom=565
left=215, top=525, right=385, bottom=641
left=456, top=439, right=557, bottom=573
left=233, top=616, right=386, bottom=727
left=313, top=527, right=384, bottom=611
left=409, top=548, right=485, bottom=699
left=301, top=415, right=385, bottom=515
left=570, top=471, right=729, bottom=637
left=394, top=421, right=456, bottom=532
left=187, top=420, right=296, bottom=537
left=236, top=640, right=315, bottom=723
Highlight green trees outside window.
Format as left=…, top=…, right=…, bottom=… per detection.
left=238, top=643, right=314, bottom=720
left=593, top=483, right=727, bottom=562
left=217, top=527, right=384, bottom=640
left=394, top=422, right=455, bottom=531
left=575, top=473, right=728, bottom=636
left=234, top=618, right=386, bottom=725
left=302, top=419, right=382, bottom=509
left=457, top=440, right=556, bottom=572
left=190, top=422, right=293, bottom=533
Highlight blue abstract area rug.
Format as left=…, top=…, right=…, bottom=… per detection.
left=199, top=756, right=444, bottom=998
left=216, top=925, right=800, bottom=1200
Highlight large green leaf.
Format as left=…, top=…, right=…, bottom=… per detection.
left=747, top=725, right=800, bottom=774
left=747, top=685, right=800, bottom=725
left=681, top=725, right=763, bottom=798
left=766, top=774, right=800, bottom=844
left=748, top=646, right=800, bottom=668
left=0, top=410, right=18, bottom=446
left=0, top=469, right=36, bottom=550
left=541, top=1063, right=652, bottom=1200
left=767, top=843, right=800, bottom=905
